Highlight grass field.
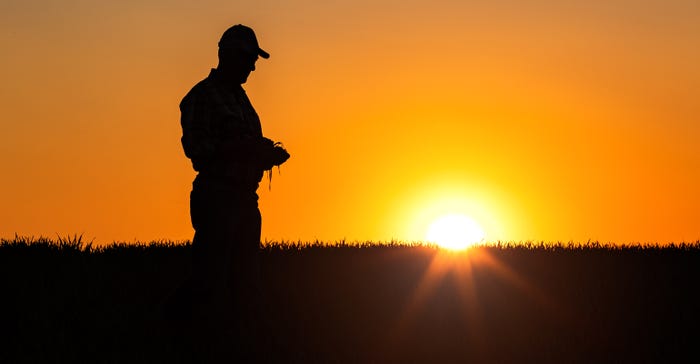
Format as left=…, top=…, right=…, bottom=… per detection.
left=1, top=236, right=699, bottom=363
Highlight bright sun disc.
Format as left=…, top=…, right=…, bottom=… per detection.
left=426, top=214, right=485, bottom=250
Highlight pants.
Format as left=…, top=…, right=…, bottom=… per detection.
left=188, top=174, right=263, bottom=362
left=190, top=174, right=261, bottom=268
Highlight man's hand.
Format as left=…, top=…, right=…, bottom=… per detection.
left=271, top=145, right=290, bottom=166
left=258, top=139, right=290, bottom=170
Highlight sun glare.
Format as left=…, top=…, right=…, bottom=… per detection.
left=426, top=214, right=485, bottom=250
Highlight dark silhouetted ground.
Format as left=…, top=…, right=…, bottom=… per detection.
left=1, top=237, right=699, bottom=363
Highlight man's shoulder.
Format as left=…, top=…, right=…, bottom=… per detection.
left=180, top=74, right=214, bottom=109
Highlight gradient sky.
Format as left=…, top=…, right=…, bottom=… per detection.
left=1, top=0, right=698, bottom=244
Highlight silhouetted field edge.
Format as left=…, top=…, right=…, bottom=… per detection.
left=2, top=234, right=699, bottom=253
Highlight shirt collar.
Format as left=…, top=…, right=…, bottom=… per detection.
left=207, top=68, right=244, bottom=93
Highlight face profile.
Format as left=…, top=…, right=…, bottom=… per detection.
left=217, top=48, right=259, bottom=84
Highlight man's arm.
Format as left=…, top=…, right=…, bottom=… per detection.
left=180, top=88, right=218, bottom=162
left=180, top=84, right=289, bottom=168
left=220, top=137, right=290, bottom=169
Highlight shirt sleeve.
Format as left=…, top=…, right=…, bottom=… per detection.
left=180, top=85, right=218, bottom=162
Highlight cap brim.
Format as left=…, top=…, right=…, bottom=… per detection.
left=219, top=41, right=270, bottom=59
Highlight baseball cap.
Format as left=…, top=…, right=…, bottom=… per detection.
left=218, top=24, right=270, bottom=59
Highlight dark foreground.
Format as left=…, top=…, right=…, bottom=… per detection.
left=1, top=238, right=699, bottom=363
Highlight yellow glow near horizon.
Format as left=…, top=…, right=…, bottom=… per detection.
left=395, top=181, right=514, bottom=244
left=426, top=214, right=485, bottom=250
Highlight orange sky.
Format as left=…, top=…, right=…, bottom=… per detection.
left=1, top=0, right=698, bottom=244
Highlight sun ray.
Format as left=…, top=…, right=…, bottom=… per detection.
left=385, top=245, right=573, bottom=362
left=385, top=249, right=484, bottom=359
left=474, top=248, right=573, bottom=323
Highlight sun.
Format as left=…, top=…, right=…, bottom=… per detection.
left=425, top=214, right=485, bottom=250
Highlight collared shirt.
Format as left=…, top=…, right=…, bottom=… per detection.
left=180, top=69, right=264, bottom=188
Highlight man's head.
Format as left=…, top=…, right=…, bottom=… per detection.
left=217, top=24, right=269, bottom=84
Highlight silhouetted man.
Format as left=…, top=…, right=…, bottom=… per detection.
left=179, top=24, right=289, bottom=361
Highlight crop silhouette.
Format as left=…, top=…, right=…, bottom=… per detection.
left=1, top=236, right=699, bottom=363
